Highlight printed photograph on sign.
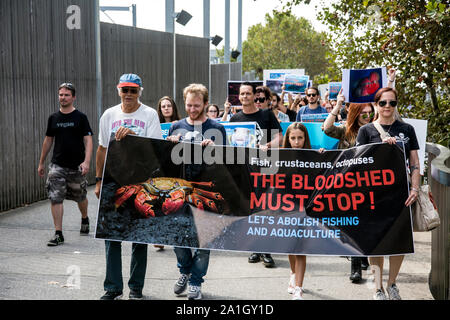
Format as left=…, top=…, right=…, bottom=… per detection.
left=342, top=67, right=387, bottom=103
left=227, top=81, right=263, bottom=107
left=283, top=75, right=310, bottom=94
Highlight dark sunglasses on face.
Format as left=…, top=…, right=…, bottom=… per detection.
left=121, top=88, right=139, bottom=94
left=307, top=94, right=317, bottom=97
left=361, top=112, right=374, bottom=119
left=254, top=97, right=266, bottom=103
left=378, top=100, right=397, bottom=107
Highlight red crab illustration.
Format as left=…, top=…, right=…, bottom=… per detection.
left=114, top=177, right=225, bottom=218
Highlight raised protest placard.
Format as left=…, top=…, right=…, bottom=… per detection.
left=328, top=82, right=342, bottom=100
left=95, top=137, right=414, bottom=256
left=284, top=74, right=310, bottom=94
left=342, top=67, right=387, bottom=103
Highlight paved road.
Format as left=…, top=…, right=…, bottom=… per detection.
left=0, top=186, right=433, bottom=300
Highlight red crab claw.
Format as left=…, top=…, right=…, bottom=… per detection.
left=115, top=185, right=142, bottom=208
left=190, top=192, right=219, bottom=213
left=135, top=189, right=158, bottom=218
left=162, top=189, right=185, bottom=215
left=186, top=194, right=205, bottom=210
left=192, top=188, right=224, bottom=201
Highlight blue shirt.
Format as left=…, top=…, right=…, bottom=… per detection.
left=295, top=105, right=328, bottom=122
left=168, top=118, right=227, bottom=145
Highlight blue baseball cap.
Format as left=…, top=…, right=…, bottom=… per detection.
left=117, top=73, right=142, bottom=88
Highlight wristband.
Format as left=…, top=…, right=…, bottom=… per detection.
left=95, top=177, right=103, bottom=182
left=410, top=187, right=419, bottom=192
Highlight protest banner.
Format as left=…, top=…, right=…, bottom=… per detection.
left=95, top=137, right=414, bottom=256
left=342, top=67, right=387, bottom=103
left=300, top=113, right=329, bottom=123
left=227, top=81, right=263, bottom=107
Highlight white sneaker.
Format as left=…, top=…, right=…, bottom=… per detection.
left=387, top=283, right=401, bottom=300
left=187, top=285, right=202, bottom=300
left=373, top=289, right=387, bottom=300
left=292, top=286, right=304, bottom=300
left=288, top=273, right=295, bottom=294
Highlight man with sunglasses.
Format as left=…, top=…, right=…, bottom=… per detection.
left=38, top=83, right=93, bottom=246
left=230, top=82, right=282, bottom=268
left=95, top=73, right=162, bottom=300
left=295, top=87, right=328, bottom=122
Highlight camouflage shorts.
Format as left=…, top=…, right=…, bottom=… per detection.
left=46, top=163, right=87, bottom=204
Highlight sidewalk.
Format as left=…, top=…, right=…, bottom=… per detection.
left=0, top=186, right=433, bottom=300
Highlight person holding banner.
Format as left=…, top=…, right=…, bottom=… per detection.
left=157, top=96, right=180, bottom=124
left=95, top=73, right=162, bottom=300
left=167, top=83, right=227, bottom=300
left=323, top=89, right=373, bottom=282
left=230, top=82, right=283, bottom=267
left=356, top=87, right=420, bottom=300
left=282, top=122, right=314, bottom=300
left=295, top=87, right=327, bottom=122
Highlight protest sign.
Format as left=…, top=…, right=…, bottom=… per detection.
left=328, top=82, right=342, bottom=100
left=342, top=67, right=387, bottom=103
left=95, top=137, right=413, bottom=256
left=284, top=75, right=310, bottom=94
left=220, top=122, right=257, bottom=148
left=300, top=113, right=329, bottom=123
left=280, top=122, right=339, bottom=150
left=228, top=81, right=263, bottom=107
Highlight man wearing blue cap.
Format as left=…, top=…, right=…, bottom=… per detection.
left=95, top=73, right=162, bottom=300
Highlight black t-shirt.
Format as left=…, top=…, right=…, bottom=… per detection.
left=285, top=108, right=297, bottom=122
left=230, top=109, right=282, bottom=145
left=46, top=109, right=93, bottom=169
left=356, top=120, right=419, bottom=160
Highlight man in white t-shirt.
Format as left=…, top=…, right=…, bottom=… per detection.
left=95, top=73, right=162, bottom=300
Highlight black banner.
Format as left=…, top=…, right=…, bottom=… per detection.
left=95, top=136, right=413, bottom=256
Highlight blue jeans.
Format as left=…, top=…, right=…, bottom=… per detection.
left=104, top=240, right=147, bottom=292
left=174, top=247, right=210, bottom=286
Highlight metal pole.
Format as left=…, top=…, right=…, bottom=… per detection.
left=204, top=0, right=211, bottom=94
left=132, top=4, right=136, bottom=27
left=224, top=0, right=230, bottom=63
left=237, top=0, right=242, bottom=63
left=94, top=0, right=102, bottom=124
left=173, top=27, right=176, bottom=102
left=165, top=0, right=174, bottom=32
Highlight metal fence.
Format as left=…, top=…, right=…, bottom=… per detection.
left=0, top=0, right=230, bottom=212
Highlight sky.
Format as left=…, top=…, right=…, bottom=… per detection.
left=99, top=0, right=328, bottom=49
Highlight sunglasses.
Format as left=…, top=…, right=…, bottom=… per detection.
left=254, top=97, right=266, bottom=103
left=361, top=112, right=374, bottom=119
left=306, top=94, right=317, bottom=97
left=378, top=100, right=397, bottom=107
left=121, top=88, right=139, bottom=94
left=59, top=82, right=75, bottom=90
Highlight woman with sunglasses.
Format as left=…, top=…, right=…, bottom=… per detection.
left=356, top=87, right=420, bottom=300
left=157, top=96, right=180, bottom=124
left=323, top=89, right=373, bottom=282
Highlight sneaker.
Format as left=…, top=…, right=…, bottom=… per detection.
left=248, top=253, right=261, bottom=263
left=350, top=257, right=362, bottom=283
left=262, top=254, right=275, bottom=268
left=387, top=283, right=401, bottom=300
left=373, top=289, right=387, bottom=300
left=361, top=257, right=370, bottom=270
left=174, top=273, right=190, bottom=295
left=292, top=286, right=304, bottom=300
left=288, top=273, right=295, bottom=294
left=187, top=285, right=202, bottom=300
left=129, top=289, right=144, bottom=300
left=100, top=291, right=123, bottom=300
left=80, top=217, right=89, bottom=235
left=47, top=234, right=64, bottom=246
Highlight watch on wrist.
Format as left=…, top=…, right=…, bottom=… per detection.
left=95, top=177, right=102, bottom=182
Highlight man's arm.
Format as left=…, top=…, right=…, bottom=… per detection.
left=38, top=136, right=54, bottom=177
left=80, top=135, right=93, bottom=176
left=94, top=145, right=107, bottom=198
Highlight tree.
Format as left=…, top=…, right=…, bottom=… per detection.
left=241, top=11, right=337, bottom=82
left=280, top=0, right=449, bottom=146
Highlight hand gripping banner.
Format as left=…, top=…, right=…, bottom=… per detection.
left=95, top=136, right=414, bottom=256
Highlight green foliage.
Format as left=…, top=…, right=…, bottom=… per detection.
left=280, top=0, right=450, bottom=146
left=241, top=11, right=337, bottom=81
